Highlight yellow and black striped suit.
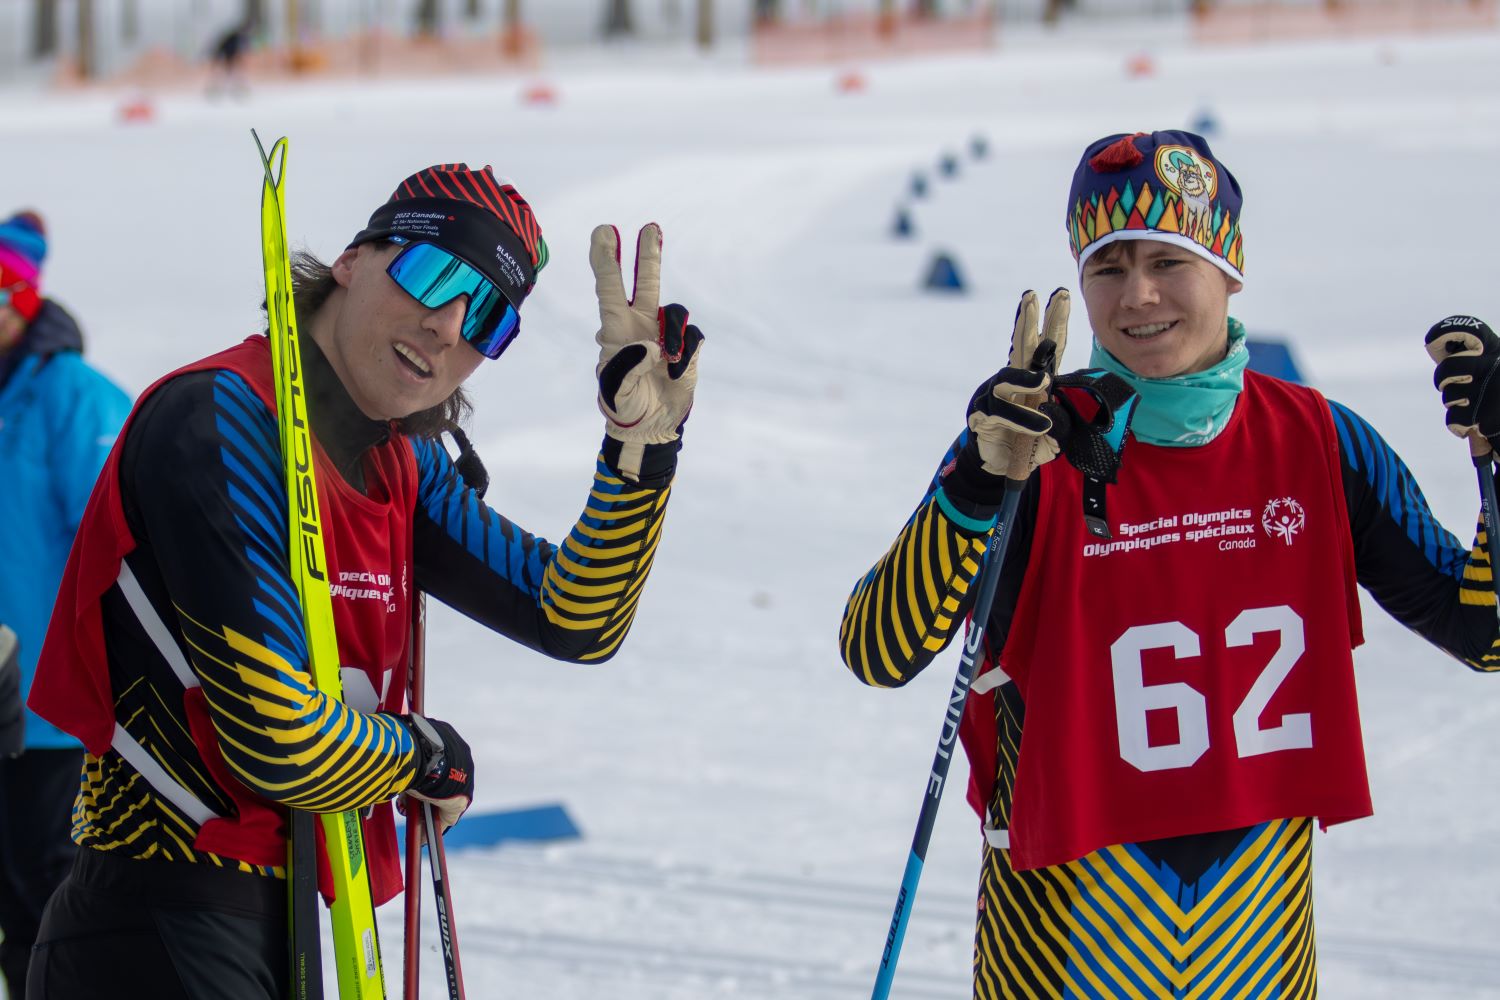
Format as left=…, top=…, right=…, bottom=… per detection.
left=78, top=339, right=674, bottom=875
left=841, top=403, right=1500, bottom=999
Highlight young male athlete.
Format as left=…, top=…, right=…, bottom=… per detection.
left=27, top=164, right=702, bottom=997
left=839, top=130, right=1500, bottom=998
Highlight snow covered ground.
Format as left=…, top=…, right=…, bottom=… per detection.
left=4, top=20, right=1500, bottom=998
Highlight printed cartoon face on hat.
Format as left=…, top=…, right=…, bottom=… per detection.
left=1156, top=147, right=1217, bottom=201
left=1155, top=146, right=1219, bottom=246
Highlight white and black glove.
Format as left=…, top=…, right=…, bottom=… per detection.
left=1427, top=315, right=1500, bottom=458
left=966, top=288, right=1070, bottom=482
left=590, top=223, right=704, bottom=484
left=401, top=713, right=474, bottom=836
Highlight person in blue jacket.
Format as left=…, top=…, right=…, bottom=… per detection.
left=0, top=210, right=130, bottom=1000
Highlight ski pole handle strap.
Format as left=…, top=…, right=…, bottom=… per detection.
left=405, top=712, right=447, bottom=778
left=401, top=713, right=475, bottom=833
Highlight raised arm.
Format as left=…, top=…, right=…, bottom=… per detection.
left=412, top=435, right=676, bottom=663
left=839, top=431, right=1036, bottom=688
left=839, top=289, right=1081, bottom=688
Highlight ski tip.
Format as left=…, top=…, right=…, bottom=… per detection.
left=251, top=130, right=289, bottom=185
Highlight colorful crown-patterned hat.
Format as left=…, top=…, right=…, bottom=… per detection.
left=1066, top=130, right=1244, bottom=283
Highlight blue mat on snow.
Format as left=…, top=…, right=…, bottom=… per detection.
left=395, top=803, right=581, bottom=852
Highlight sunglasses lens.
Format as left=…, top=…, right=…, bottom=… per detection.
left=386, top=242, right=521, bottom=360
left=462, top=295, right=521, bottom=360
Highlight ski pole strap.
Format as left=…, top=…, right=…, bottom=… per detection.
left=1047, top=370, right=1139, bottom=540
left=406, top=712, right=452, bottom=787
left=447, top=427, right=490, bottom=499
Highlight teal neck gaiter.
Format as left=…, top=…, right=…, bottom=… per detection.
left=1089, top=317, right=1248, bottom=447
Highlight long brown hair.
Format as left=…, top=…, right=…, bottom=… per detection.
left=285, top=249, right=472, bottom=440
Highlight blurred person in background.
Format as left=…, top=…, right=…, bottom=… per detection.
left=26, top=165, right=702, bottom=997
left=839, top=129, right=1500, bottom=999
left=207, top=14, right=255, bottom=99
left=0, top=210, right=131, bottom=1000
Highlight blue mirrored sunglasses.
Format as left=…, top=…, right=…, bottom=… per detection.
left=385, top=240, right=521, bottom=360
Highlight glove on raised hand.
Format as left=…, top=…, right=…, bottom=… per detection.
left=966, top=288, right=1070, bottom=482
left=401, top=713, right=474, bottom=835
left=590, top=223, right=704, bottom=483
left=1426, top=315, right=1500, bottom=457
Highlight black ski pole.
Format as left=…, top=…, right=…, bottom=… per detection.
left=870, top=480, right=1024, bottom=1000
left=1474, top=451, right=1500, bottom=620
left=422, top=796, right=466, bottom=1000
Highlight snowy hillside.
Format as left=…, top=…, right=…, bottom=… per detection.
left=4, top=21, right=1500, bottom=997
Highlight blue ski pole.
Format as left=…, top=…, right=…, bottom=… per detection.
left=871, top=480, right=1024, bottom=1000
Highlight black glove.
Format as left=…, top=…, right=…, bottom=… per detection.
left=1426, top=315, right=1500, bottom=456
left=400, top=713, right=474, bottom=834
left=943, top=290, right=1067, bottom=506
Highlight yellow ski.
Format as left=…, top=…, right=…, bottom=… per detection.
left=255, top=131, right=387, bottom=1000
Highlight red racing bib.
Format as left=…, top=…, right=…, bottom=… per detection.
left=994, top=372, right=1369, bottom=871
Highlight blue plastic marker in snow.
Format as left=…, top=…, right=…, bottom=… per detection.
left=923, top=251, right=966, bottom=293
left=871, top=484, right=1024, bottom=1000
left=396, top=803, right=581, bottom=852
left=892, top=207, right=914, bottom=239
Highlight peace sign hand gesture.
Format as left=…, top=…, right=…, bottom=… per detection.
left=590, top=223, right=704, bottom=483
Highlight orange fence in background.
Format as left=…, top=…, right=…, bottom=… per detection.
left=1191, top=0, right=1496, bottom=42
left=750, top=12, right=997, bottom=66
left=55, top=27, right=542, bottom=91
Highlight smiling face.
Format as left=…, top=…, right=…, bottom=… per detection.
left=310, top=242, right=485, bottom=422
left=1080, top=240, right=1242, bottom=379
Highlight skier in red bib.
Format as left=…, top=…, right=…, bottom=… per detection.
left=25, top=164, right=703, bottom=998
left=839, top=130, right=1500, bottom=998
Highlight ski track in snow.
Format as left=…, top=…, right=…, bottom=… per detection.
left=388, top=847, right=974, bottom=997
left=394, top=846, right=1500, bottom=997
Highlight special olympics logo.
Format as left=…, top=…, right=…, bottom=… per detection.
left=1261, top=497, right=1306, bottom=545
